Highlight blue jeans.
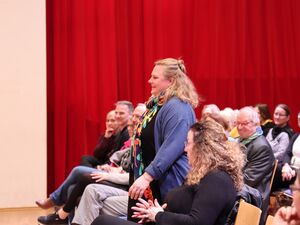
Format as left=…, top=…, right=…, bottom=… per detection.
left=50, top=166, right=100, bottom=205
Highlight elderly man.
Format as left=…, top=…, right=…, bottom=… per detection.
left=236, top=106, right=275, bottom=223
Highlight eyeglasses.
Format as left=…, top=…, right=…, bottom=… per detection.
left=289, top=184, right=300, bottom=194
left=274, top=112, right=287, bottom=117
left=236, top=121, right=252, bottom=127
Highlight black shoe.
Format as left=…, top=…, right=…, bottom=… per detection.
left=37, top=212, right=68, bottom=225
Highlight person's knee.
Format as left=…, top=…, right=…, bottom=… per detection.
left=71, top=166, right=82, bottom=175
left=78, top=173, right=94, bottom=185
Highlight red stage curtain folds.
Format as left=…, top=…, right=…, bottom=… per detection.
left=46, top=0, right=300, bottom=193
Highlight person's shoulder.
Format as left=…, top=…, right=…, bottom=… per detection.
left=163, top=97, right=193, bottom=112
left=249, top=135, right=273, bottom=156
left=251, top=135, right=269, bottom=146
left=201, top=170, right=232, bottom=185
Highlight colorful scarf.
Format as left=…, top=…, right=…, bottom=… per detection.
left=130, top=93, right=164, bottom=200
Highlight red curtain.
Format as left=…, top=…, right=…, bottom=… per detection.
left=46, top=0, right=300, bottom=193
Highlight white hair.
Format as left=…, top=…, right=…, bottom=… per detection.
left=238, top=106, right=260, bottom=125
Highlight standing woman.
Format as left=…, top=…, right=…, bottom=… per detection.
left=128, top=58, right=199, bottom=220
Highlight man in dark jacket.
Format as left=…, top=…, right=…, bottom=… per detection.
left=236, top=106, right=275, bottom=224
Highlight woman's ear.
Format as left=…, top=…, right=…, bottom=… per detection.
left=168, top=77, right=175, bottom=85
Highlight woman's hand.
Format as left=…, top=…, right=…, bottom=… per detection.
left=128, top=173, right=153, bottom=200
left=131, top=198, right=167, bottom=223
left=273, top=206, right=300, bottom=225
left=282, top=164, right=296, bottom=181
left=97, top=164, right=112, bottom=172
left=90, top=172, right=109, bottom=183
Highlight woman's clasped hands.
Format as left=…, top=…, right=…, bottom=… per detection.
left=131, top=198, right=167, bottom=224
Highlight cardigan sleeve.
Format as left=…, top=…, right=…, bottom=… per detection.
left=145, top=99, right=195, bottom=180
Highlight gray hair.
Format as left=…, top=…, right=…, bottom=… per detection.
left=115, top=100, right=134, bottom=115
left=239, top=106, right=260, bottom=125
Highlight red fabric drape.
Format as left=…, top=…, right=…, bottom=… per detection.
left=46, top=0, right=300, bottom=193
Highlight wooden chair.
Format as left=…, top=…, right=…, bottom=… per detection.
left=270, top=160, right=279, bottom=191
left=235, top=199, right=262, bottom=225
left=268, top=160, right=294, bottom=215
left=265, top=215, right=274, bottom=225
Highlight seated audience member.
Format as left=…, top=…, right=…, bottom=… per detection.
left=37, top=104, right=146, bottom=225
left=273, top=170, right=300, bottom=225
left=277, top=112, right=300, bottom=190
left=79, top=110, right=118, bottom=168
left=91, top=120, right=245, bottom=225
left=81, top=101, right=133, bottom=167
left=254, top=103, right=275, bottom=137
left=236, top=106, right=275, bottom=223
left=266, top=104, right=294, bottom=191
left=229, top=109, right=240, bottom=139
left=202, top=111, right=230, bottom=136
left=220, top=107, right=236, bottom=133
left=201, top=104, right=220, bottom=120
left=71, top=175, right=129, bottom=225
left=35, top=101, right=133, bottom=210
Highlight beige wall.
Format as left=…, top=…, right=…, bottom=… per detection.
left=0, top=0, right=46, bottom=207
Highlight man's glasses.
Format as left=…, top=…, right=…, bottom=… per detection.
left=236, top=121, right=252, bottom=127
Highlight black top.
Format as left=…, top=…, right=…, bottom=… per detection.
left=93, top=134, right=116, bottom=164
left=261, top=121, right=275, bottom=137
left=155, top=170, right=236, bottom=225
left=94, top=126, right=129, bottom=164
left=140, top=110, right=161, bottom=201
left=128, top=107, right=161, bottom=222
left=91, top=170, right=237, bottom=225
left=114, top=126, right=130, bottom=153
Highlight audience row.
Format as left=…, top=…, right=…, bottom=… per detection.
left=36, top=58, right=299, bottom=225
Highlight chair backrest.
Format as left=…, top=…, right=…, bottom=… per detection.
left=235, top=199, right=262, bottom=225
left=265, top=215, right=274, bottom=225
left=270, top=160, right=278, bottom=191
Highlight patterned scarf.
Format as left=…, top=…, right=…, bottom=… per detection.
left=130, top=93, right=164, bottom=200
left=239, top=126, right=263, bottom=146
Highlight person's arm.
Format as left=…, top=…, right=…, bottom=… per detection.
left=273, top=133, right=290, bottom=162
left=93, top=135, right=115, bottom=161
left=282, top=134, right=297, bottom=165
left=282, top=134, right=299, bottom=181
left=91, top=172, right=129, bottom=185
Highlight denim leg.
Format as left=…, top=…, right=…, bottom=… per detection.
left=49, top=166, right=99, bottom=205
